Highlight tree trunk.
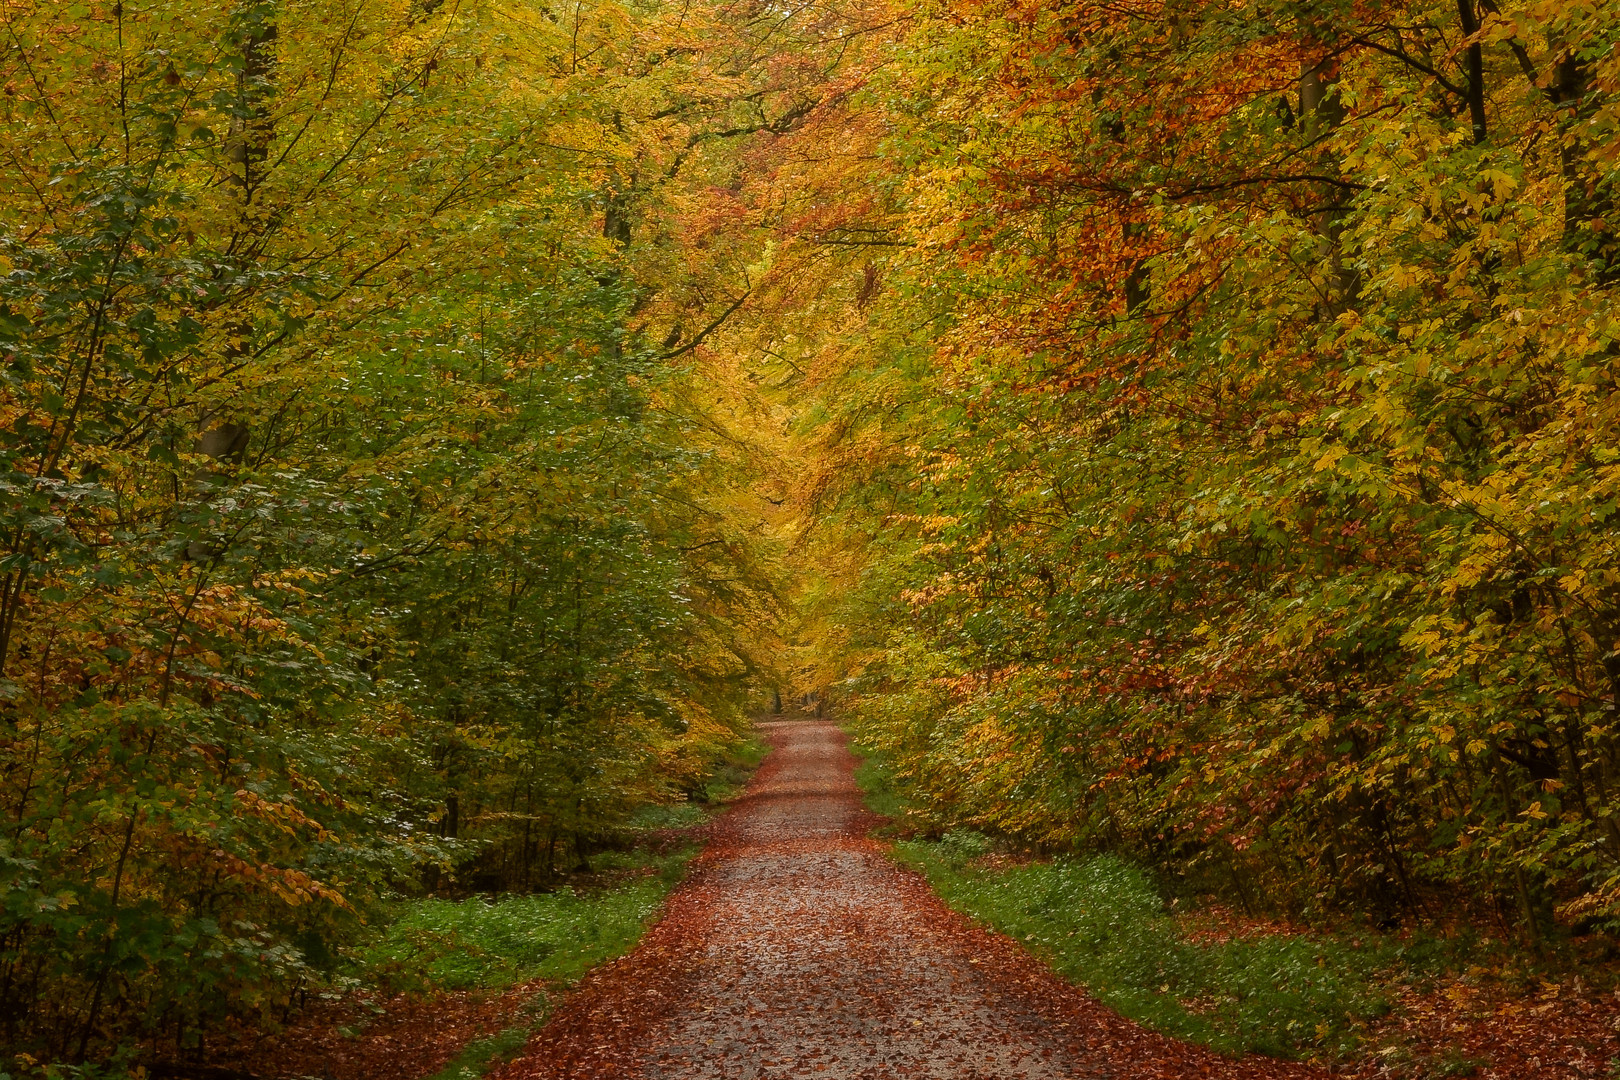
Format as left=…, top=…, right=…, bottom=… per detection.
left=1552, top=51, right=1619, bottom=285
left=226, top=6, right=277, bottom=196
left=184, top=423, right=251, bottom=561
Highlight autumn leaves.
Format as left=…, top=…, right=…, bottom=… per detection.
left=809, top=0, right=1620, bottom=947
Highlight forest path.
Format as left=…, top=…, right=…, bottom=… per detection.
left=495, top=720, right=1319, bottom=1080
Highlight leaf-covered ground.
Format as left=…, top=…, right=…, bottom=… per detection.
left=488, top=720, right=1318, bottom=1080
left=915, top=863, right=1620, bottom=1080
left=867, top=807, right=1620, bottom=1079
left=176, top=717, right=1620, bottom=1080
left=202, top=844, right=707, bottom=1080
left=199, top=721, right=1620, bottom=1080
left=211, top=981, right=547, bottom=1080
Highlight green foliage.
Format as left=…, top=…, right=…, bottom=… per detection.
left=803, top=0, right=1620, bottom=949
left=628, top=803, right=711, bottom=831
left=0, top=0, right=799, bottom=1063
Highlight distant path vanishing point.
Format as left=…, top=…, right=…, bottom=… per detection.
left=494, top=719, right=1320, bottom=1080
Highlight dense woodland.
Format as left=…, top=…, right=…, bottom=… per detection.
left=814, top=0, right=1620, bottom=947
left=2, top=0, right=1619, bottom=1069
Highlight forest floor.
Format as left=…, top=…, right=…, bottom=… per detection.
left=199, top=742, right=770, bottom=1080
left=485, top=719, right=1317, bottom=1080
left=203, top=836, right=709, bottom=1080
left=209, top=720, right=1620, bottom=1080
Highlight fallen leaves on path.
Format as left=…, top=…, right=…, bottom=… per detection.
left=203, top=725, right=1620, bottom=1080
left=492, top=721, right=1321, bottom=1080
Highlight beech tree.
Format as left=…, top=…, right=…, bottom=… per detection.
left=0, top=0, right=792, bottom=1058
left=806, top=0, right=1620, bottom=942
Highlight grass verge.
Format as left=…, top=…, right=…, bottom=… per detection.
left=850, top=741, right=1469, bottom=1064
left=890, top=836, right=1401, bottom=1059
left=352, top=846, right=696, bottom=1080
left=699, top=732, right=770, bottom=803
left=356, top=847, right=696, bottom=994
left=424, top=1021, right=538, bottom=1080
left=350, top=734, right=771, bottom=1080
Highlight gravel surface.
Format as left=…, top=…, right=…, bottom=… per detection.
left=496, top=720, right=1322, bottom=1080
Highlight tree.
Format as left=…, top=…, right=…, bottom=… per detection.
left=0, top=0, right=793, bottom=1060
left=806, top=0, right=1620, bottom=941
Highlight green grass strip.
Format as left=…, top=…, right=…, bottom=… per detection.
left=848, top=744, right=1478, bottom=1062
left=891, top=837, right=1396, bottom=1059
left=355, top=847, right=698, bottom=1079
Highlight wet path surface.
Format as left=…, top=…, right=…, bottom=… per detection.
left=497, top=721, right=1318, bottom=1080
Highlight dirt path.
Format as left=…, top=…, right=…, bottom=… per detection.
left=496, top=720, right=1322, bottom=1080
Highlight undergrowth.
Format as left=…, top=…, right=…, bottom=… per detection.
left=852, top=754, right=909, bottom=822
left=851, top=740, right=1466, bottom=1064
left=892, top=837, right=1402, bottom=1059
left=355, top=846, right=697, bottom=994
left=355, top=734, right=769, bottom=1080
left=698, top=733, right=770, bottom=803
